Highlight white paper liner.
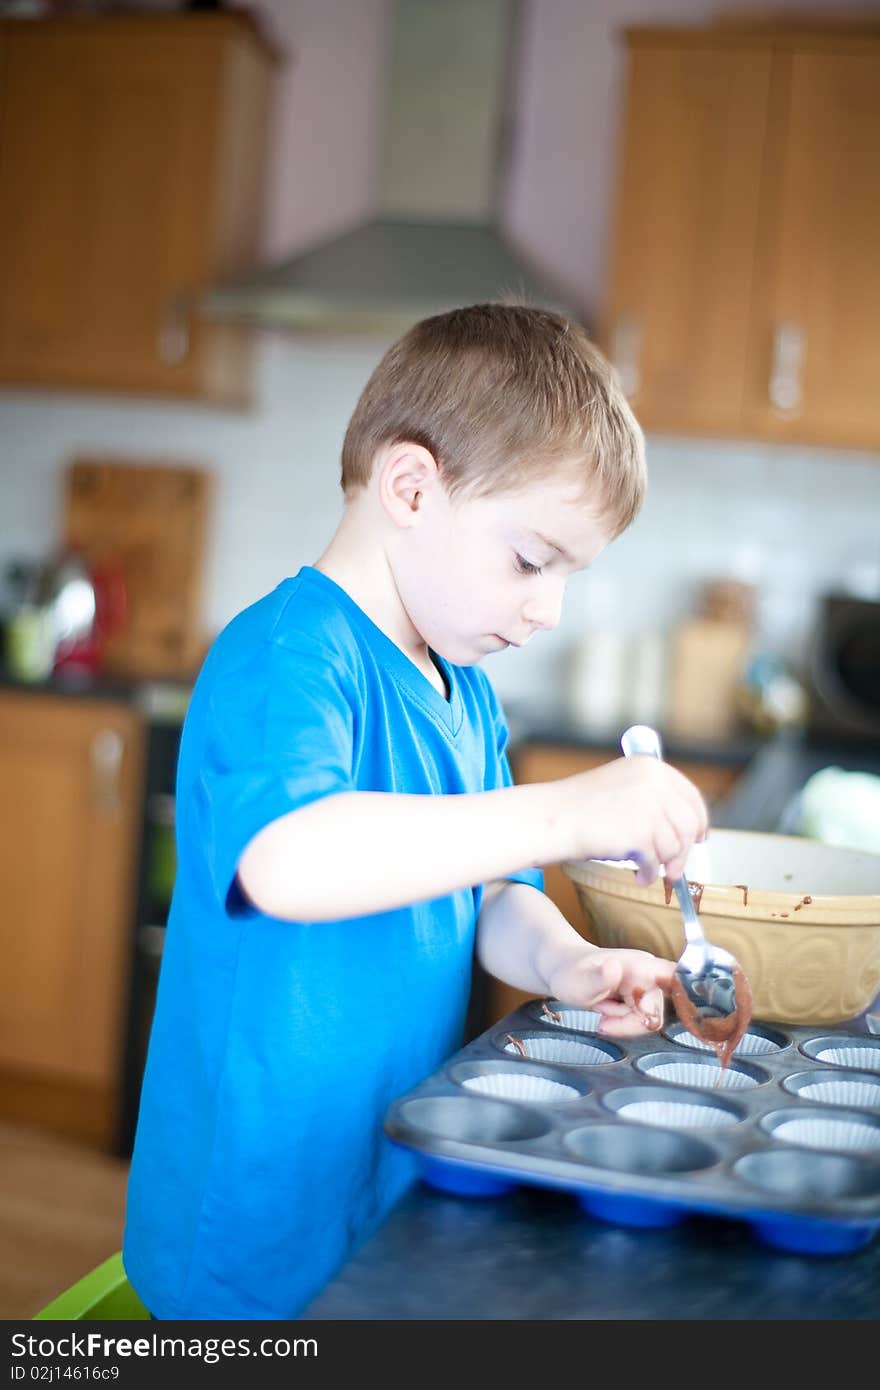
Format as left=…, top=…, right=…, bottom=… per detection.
left=672, top=1030, right=779, bottom=1057
left=539, top=1006, right=603, bottom=1032
left=504, top=1037, right=613, bottom=1065
left=642, top=1060, right=759, bottom=1090
left=794, top=1079, right=880, bottom=1108
left=815, top=1045, right=880, bottom=1072
left=769, top=1116, right=880, bottom=1154
left=616, top=1100, right=738, bottom=1129
left=461, top=1073, right=580, bottom=1102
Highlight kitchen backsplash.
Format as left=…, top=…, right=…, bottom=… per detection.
left=1, top=335, right=879, bottom=719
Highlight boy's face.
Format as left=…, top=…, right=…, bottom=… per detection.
left=397, top=468, right=613, bottom=666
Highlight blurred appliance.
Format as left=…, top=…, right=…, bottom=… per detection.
left=198, top=0, right=576, bottom=334
left=36, top=549, right=128, bottom=678
left=807, top=593, right=880, bottom=747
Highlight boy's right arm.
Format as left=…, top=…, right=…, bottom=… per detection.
left=236, top=756, right=708, bottom=921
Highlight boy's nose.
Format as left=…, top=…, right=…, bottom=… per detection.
left=522, top=581, right=564, bottom=632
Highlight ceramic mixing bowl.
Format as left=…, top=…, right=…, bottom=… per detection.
left=562, top=830, right=880, bottom=1025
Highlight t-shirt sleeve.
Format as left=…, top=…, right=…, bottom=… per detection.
left=482, top=677, right=544, bottom=895
left=196, top=634, right=356, bottom=914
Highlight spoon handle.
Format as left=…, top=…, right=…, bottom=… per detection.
left=671, top=876, right=707, bottom=948
left=620, top=724, right=662, bottom=759
left=619, top=724, right=708, bottom=948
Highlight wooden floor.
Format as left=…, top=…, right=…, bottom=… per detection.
left=0, top=1122, right=129, bottom=1320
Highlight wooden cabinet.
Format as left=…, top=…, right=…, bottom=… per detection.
left=0, top=690, right=145, bottom=1147
left=0, top=13, right=276, bottom=404
left=601, top=27, right=880, bottom=449
left=484, top=740, right=745, bottom=1024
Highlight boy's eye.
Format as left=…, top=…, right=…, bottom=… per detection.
left=514, top=553, right=544, bottom=576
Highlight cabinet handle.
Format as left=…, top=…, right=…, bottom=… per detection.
left=157, top=298, right=191, bottom=366
left=610, top=315, right=642, bottom=397
left=91, top=728, right=125, bottom=815
left=769, top=323, right=806, bottom=413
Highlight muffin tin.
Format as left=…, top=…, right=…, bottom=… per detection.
left=383, top=999, right=880, bottom=1255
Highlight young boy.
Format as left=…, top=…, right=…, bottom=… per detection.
left=122, top=303, right=708, bottom=1320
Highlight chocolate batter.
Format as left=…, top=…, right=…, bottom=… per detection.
left=670, top=965, right=753, bottom=1071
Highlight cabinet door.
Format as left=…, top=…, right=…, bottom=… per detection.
left=601, top=39, right=772, bottom=436
left=744, top=43, right=880, bottom=447
left=0, top=20, right=267, bottom=402
left=0, top=694, right=144, bottom=1119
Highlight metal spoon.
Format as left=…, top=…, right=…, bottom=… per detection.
left=620, top=724, right=739, bottom=1022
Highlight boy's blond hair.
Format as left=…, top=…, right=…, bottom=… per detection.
left=341, top=302, right=646, bottom=537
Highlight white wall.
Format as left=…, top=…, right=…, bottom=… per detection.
left=1, top=0, right=879, bottom=718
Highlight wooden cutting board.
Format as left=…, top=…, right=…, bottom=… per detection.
left=664, top=616, right=752, bottom=740
left=64, top=457, right=212, bottom=680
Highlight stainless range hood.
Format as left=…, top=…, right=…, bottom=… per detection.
left=199, top=0, right=578, bottom=335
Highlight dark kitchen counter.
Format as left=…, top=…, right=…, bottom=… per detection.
left=0, top=661, right=191, bottom=724
left=505, top=706, right=763, bottom=770
left=0, top=662, right=139, bottom=703
left=302, top=1155, right=880, bottom=1321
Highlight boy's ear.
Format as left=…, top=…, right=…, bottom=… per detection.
left=378, top=441, right=439, bottom=527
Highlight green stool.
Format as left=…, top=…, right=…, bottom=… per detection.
left=35, top=1252, right=148, bottom=1321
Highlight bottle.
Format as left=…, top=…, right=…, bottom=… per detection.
left=565, top=628, right=630, bottom=735
left=624, top=630, right=668, bottom=728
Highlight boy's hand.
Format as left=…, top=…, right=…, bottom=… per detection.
left=546, top=944, right=677, bottom=1039
left=559, top=756, right=708, bottom=883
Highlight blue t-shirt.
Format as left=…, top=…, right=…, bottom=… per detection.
left=122, top=566, right=542, bottom=1319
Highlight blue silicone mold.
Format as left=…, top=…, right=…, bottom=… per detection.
left=384, top=1000, right=880, bottom=1256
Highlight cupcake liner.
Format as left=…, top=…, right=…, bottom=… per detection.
left=814, top=1045, right=880, bottom=1072
left=672, top=1029, right=780, bottom=1057
left=640, top=1060, right=759, bottom=1090
left=616, top=1099, right=739, bottom=1129
left=769, top=1116, right=880, bottom=1154
left=461, top=1073, right=580, bottom=1103
left=792, top=1078, right=880, bottom=1108
left=504, top=1037, right=613, bottom=1065
left=538, top=1005, right=603, bottom=1032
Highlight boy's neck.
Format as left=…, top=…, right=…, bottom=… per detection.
left=313, top=503, right=448, bottom=697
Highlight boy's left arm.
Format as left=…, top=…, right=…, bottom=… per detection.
left=476, top=880, right=675, bottom=1038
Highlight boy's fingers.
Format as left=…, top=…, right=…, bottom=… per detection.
left=592, top=997, right=631, bottom=1017
left=629, top=984, right=665, bottom=1031
left=633, top=854, right=659, bottom=886
left=649, top=957, right=678, bottom=990
left=578, top=953, right=625, bottom=1006
left=598, top=1006, right=662, bottom=1039
left=595, top=983, right=666, bottom=1036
